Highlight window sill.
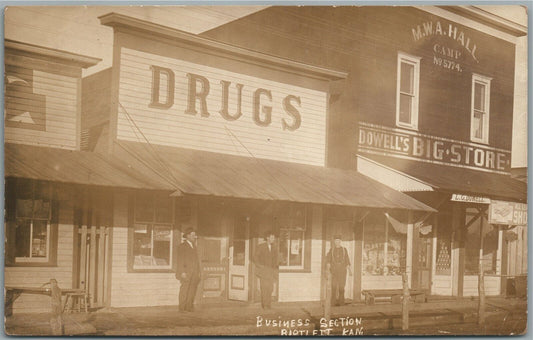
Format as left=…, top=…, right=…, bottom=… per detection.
left=279, top=268, right=312, bottom=274
left=396, top=125, right=418, bottom=131
left=469, top=138, right=489, bottom=146
left=6, top=261, right=57, bottom=267
left=128, top=268, right=175, bottom=273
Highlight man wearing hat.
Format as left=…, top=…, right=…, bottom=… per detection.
left=253, top=230, right=279, bottom=309
left=176, top=228, right=200, bottom=312
left=326, top=234, right=352, bottom=306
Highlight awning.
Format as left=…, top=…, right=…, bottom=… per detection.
left=113, top=141, right=435, bottom=212
left=361, top=154, right=527, bottom=202
left=5, top=143, right=170, bottom=190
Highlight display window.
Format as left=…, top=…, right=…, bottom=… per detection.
left=362, top=212, right=406, bottom=276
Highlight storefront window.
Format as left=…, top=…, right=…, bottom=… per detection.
left=464, top=208, right=498, bottom=275
left=6, top=179, right=57, bottom=265
left=278, top=203, right=308, bottom=270
left=363, top=212, right=406, bottom=276
left=132, top=192, right=173, bottom=270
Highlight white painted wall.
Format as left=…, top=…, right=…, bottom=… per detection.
left=109, top=192, right=180, bottom=308
left=117, top=47, right=328, bottom=166
left=5, top=207, right=74, bottom=314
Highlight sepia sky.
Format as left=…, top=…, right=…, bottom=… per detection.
left=3, top=4, right=528, bottom=168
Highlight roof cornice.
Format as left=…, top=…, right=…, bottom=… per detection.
left=437, top=5, right=527, bottom=37
left=99, top=12, right=347, bottom=81
left=5, top=39, right=101, bottom=68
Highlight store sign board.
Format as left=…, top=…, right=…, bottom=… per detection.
left=450, top=194, right=490, bottom=204
left=488, top=200, right=528, bottom=225
left=357, top=122, right=511, bottom=174
left=117, top=48, right=328, bottom=166
left=411, top=20, right=479, bottom=73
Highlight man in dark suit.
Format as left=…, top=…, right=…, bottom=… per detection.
left=326, top=234, right=352, bottom=306
left=253, top=230, right=278, bottom=309
left=176, top=228, right=200, bottom=312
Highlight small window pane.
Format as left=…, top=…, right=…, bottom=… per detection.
left=153, top=225, right=171, bottom=265
left=233, top=240, right=246, bottom=266
left=15, top=219, right=31, bottom=257
left=399, top=94, right=412, bottom=124
left=16, top=199, right=33, bottom=218
left=133, top=224, right=152, bottom=257
left=154, top=196, right=172, bottom=223
left=32, top=220, right=48, bottom=258
left=400, top=62, right=414, bottom=94
left=473, top=111, right=483, bottom=139
left=474, top=82, right=485, bottom=111
left=33, top=199, right=51, bottom=219
left=135, top=193, right=154, bottom=222
left=363, top=214, right=386, bottom=276
left=288, top=231, right=304, bottom=266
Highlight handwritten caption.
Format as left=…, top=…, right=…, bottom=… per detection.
left=256, top=316, right=363, bottom=335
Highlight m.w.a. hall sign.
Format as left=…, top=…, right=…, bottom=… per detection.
left=357, top=122, right=511, bottom=174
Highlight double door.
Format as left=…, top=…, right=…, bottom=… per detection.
left=197, top=214, right=251, bottom=302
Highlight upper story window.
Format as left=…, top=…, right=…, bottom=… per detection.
left=396, top=52, right=421, bottom=130
left=5, top=178, right=58, bottom=266
left=132, top=192, right=174, bottom=270
left=470, top=74, right=492, bottom=144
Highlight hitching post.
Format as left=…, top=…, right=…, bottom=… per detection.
left=402, top=272, right=409, bottom=330
left=50, top=279, right=64, bottom=335
left=325, top=263, right=332, bottom=321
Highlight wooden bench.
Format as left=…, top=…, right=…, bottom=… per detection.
left=362, top=289, right=426, bottom=305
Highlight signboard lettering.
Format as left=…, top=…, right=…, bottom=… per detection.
left=150, top=67, right=302, bottom=131
left=489, top=200, right=528, bottom=225
left=357, top=122, right=511, bottom=173
left=451, top=194, right=490, bottom=204
left=411, top=21, right=478, bottom=62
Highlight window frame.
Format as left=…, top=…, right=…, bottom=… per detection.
left=470, top=73, right=492, bottom=144
left=362, top=212, right=406, bottom=276
left=127, top=191, right=177, bottom=273
left=278, top=204, right=312, bottom=273
left=396, top=52, right=421, bottom=130
left=5, top=178, right=58, bottom=267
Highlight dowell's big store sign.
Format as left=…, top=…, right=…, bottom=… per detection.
left=358, top=122, right=511, bottom=173
left=117, top=48, right=328, bottom=166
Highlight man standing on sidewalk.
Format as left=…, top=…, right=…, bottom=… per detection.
left=253, top=231, right=279, bottom=309
left=326, top=235, right=352, bottom=306
left=176, top=228, right=200, bottom=312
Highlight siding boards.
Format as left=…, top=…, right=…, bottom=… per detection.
left=5, top=56, right=79, bottom=149
left=117, top=47, right=327, bottom=166
left=278, top=206, right=323, bottom=302
left=5, top=220, right=74, bottom=314
left=82, top=68, right=112, bottom=129
left=203, top=6, right=516, bottom=168
left=110, top=193, right=179, bottom=308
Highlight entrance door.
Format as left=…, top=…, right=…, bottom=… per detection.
left=75, top=224, right=110, bottom=309
left=418, top=234, right=432, bottom=290
left=228, top=216, right=250, bottom=301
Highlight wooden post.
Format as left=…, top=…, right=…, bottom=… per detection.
left=402, top=272, right=409, bottom=331
left=49, top=279, right=63, bottom=336
left=478, top=212, right=485, bottom=326
left=325, top=263, right=332, bottom=322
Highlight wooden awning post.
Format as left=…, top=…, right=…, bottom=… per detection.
left=49, top=279, right=64, bottom=335
left=401, top=272, right=409, bottom=331
left=478, top=212, right=486, bottom=326
left=324, top=263, right=332, bottom=322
